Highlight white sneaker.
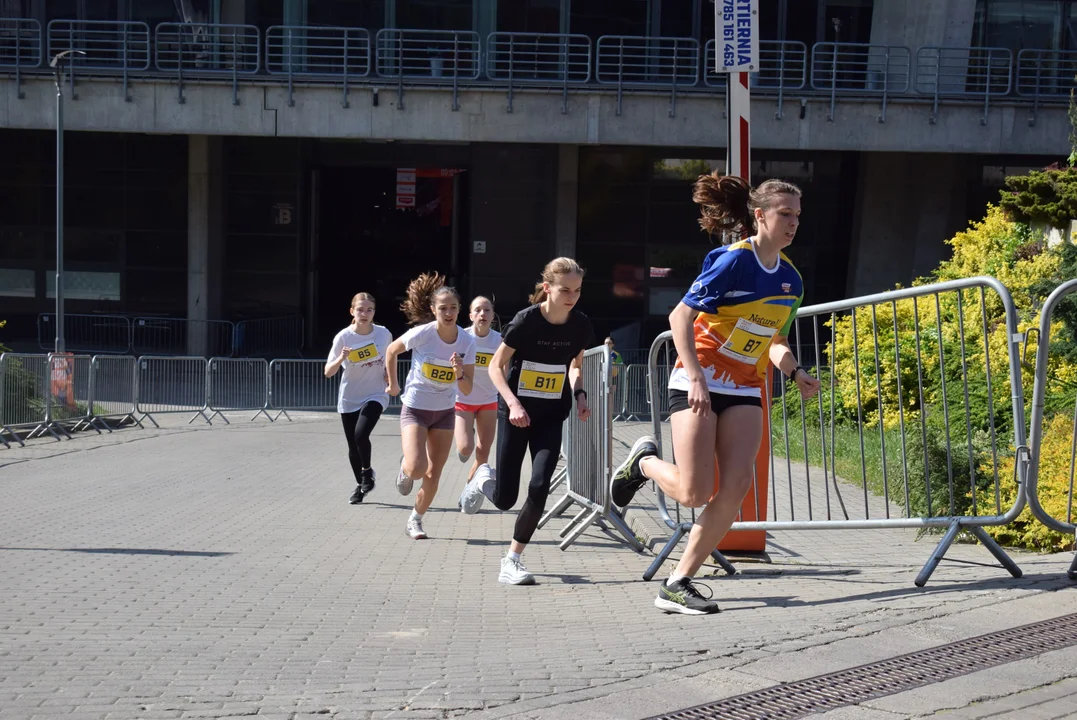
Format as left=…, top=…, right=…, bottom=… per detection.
left=396, top=459, right=414, bottom=496
left=477, top=463, right=497, bottom=505
left=459, top=475, right=486, bottom=516
left=405, top=516, right=427, bottom=540
left=499, top=556, right=535, bottom=585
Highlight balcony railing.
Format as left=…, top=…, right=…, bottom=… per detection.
left=704, top=39, right=807, bottom=90
left=595, top=35, right=699, bottom=87
left=47, top=20, right=151, bottom=71
left=1, top=20, right=1074, bottom=117
left=1016, top=49, right=1077, bottom=99
left=0, top=18, right=41, bottom=68
left=486, top=32, right=591, bottom=84
left=374, top=29, right=480, bottom=80
left=265, top=25, right=371, bottom=78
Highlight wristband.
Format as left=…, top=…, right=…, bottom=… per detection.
left=573, top=388, right=587, bottom=400
left=789, top=365, right=808, bottom=380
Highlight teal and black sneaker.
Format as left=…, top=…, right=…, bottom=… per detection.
left=610, top=435, right=658, bottom=509
left=655, top=577, right=720, bottom=615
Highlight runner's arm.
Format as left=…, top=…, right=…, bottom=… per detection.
left=384, top=339, right=406, bottom=392
left=568, top=348, right=585, bottom=397
left=489, top=344, right=520, bottom=409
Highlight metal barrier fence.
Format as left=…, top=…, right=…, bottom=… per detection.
left=232, top=316, right=304, bottom=358
left=132, top=317, right=235, bottom=358
left=49, top=353, right=94, bottom=437
left=38, top=313, right=132, bottom=354
left=538, top=345, right=644, bottom=552
left=644, top=276, right=1029, bottom=587
left=1026, top=279, right=1077, bottom=581
left=268, top=358, right=340, bottom=421
left=135, top=356, right=211, bottom=427
left=915, top=46, right=1012, bottom=125
left=207, top=358, right=271, bottom=423
left=0, top=353, right=49, bottom=445
left=595, top=35, right=700, bottom=87
left=88, top=355, right=139, bottom=431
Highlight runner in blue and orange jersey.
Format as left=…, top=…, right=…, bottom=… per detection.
left=610, top=173, right=821, bottom=615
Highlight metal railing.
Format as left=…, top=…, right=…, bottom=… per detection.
left=1026, top=279, right=1077, bottom=581
left=132, top=317, right=235, bottom=358
left=644, top=276, right=1029, bottom=587
left=486, top=32, right=591, bottom=84
left=37, top=313, right=131, bottom=355
left=596, top=35, right=699, bottom=87
left=915, top=46, right=1012, bottom=124
left=207, top=357, right=271, bottom=423
left=704, top=40, right=808, bottom=88
left=375, top=28, right=480, bottom=80
left=232, top=315, right=304, bottom=358
left=88, top=355, right=139, bottom=431
left=154, top=22, right=260, bottom=75
left=0, top=353, right=49, bottom=445
left=135, top=356, right=211, bottom=426
left=811, top=42, right=911, bottom=121
left=1017, top=49, right=1077, bottom=99
left=266, top=24, right=370, bottom=107
left=538, top=344, right=644, bottom=552
left=268, top=358, right=340, bottom=421
left=46, top=20, right=150, bottom=77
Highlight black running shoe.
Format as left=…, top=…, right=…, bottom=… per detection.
left=349, top=485, right=364, bottom=505
left=360, top=468, right=376, bottom=496
left=610, top=435, right=658, bottom=508
left=654, top=577, right=720, bottom=615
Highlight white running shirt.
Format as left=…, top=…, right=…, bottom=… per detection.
left=400, top=322, right=476, bottom=411
left=328, top=324, right=393, bottom=413
left=460, top=326, right=502, bottom=406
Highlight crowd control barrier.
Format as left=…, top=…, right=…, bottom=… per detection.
left=1026, top=278, right=1077, bottom=581
left=268, top=359, right=340, bottom=421
left=537, top=345, right=645, bottom=552
left=88, top=355, right=140, bottom=431
left=644, top=276, right=1030, bottom=587
left=207, top=358, right=272, bottom=423
left=135, top=356, right=212, bottom=426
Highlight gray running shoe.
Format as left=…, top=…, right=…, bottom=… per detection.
left=498, top=556, right=535, bottom=585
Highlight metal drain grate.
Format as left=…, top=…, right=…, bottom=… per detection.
left=649, top=613, right=1077, bottom=720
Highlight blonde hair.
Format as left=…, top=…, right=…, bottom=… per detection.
left=470, top=295, right=494, bottom=312
left=401, top=272, right=460, bottom=325
left=351, top=292, right=375, bottom=309
left=529, top=257, right=585, bottom=304
left=693, top=174, right=802, bottom=243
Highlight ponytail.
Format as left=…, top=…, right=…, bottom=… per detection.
left=530, top=257, right=585, bottom=304
left=401, top=272, right=460, bottom=325
left=694, top=173, right=803, bottom=244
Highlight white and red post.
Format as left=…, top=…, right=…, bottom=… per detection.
left=715, top=0, right=758, bottom=181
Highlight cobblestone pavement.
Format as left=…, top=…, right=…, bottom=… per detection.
left=1, top=414, right=1074, bottom=720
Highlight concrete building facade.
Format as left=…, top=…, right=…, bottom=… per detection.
left=0, top=0, right=1073, bottom=352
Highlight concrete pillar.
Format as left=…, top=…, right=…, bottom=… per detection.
left=187, top=134, right=223, bottom=355
left=847, top=152, right=968, bottom=297
left=554, top=144, right=579, bottom=259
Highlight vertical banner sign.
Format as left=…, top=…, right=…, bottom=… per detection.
left=716, top=0, right=769, bottom=553
left=715, top=0, right=758, bottom=182
left=396, top=168, right=416, bottom=209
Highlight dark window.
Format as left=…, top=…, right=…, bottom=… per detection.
left=307, top=0, right=385, bottom=30
left=397, top=0, right=473, bottom=30
left=974, top=0, right=1069, bottom=51
left=496, top=0, right=561, bottom=33
left=571, top=0, right=648, bottom=39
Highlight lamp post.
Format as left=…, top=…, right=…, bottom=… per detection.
left=49, top=49, right=84, bottom=354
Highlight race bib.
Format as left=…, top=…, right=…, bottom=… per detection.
left=474, top=351, right=493, bottom=370
left=518, top=361, right=566, bottom=400
left=421, top=357, right=456, bottom=385
left=718, top=317, right=778, bottom=365
left=348, top=343, right=379, bottom=363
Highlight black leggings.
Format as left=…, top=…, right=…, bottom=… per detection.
left=340, top=402, right=384, bottom=483
left=493, top=414, right=563, bottom=545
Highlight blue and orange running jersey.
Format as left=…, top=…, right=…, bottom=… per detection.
left=668, top=240, right=804, bottom=398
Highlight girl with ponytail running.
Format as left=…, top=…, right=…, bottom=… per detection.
left=609, top=174, right=820, bottom=615
left=324, top=292, right=393, bottom=504
left=385, top=273, right=476, bottom=540
left=455, top=296, right=502, bottom=482
left=459, top=258, right=594, bottom=585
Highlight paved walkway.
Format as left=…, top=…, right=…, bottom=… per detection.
left=1, top=413, right=1075, bottom=720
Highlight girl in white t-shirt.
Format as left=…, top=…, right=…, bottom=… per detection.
left=324, top=292, right=393, bottom=505
left=455, top=296, right=502, bottom=485
left=384, top=273, right=476, bottom=540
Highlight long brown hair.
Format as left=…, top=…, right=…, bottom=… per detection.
left=529, top=257, right=585, bottom=304
left=400, top=272, right=460, bottom=325
left=693, top=174, right=802, bottom=243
